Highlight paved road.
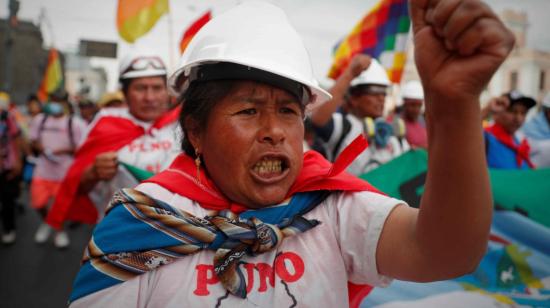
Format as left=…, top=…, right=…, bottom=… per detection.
left=0, top=189, right=94, bottom=308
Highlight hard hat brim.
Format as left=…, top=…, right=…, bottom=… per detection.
left=168, top=59, right=331, bottom=110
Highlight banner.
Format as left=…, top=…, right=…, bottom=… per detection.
left=328, top=0, right=410, bottom=83
left=359, top=150, right=550, bottom=307
left=361, top=149, right=550, bottom=227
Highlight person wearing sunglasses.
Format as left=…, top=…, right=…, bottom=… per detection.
left=45, top=50, right=182, bottom=242
left=310, top=56, right=410, bottom=175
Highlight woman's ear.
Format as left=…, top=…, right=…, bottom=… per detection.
left=184, top=116, right=202, bottom=152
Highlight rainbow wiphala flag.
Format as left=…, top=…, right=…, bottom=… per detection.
left=328, top=0, right=410, bottom=83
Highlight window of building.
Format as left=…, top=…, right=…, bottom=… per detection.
left=510, top=71, right=518, bottom=90
left=540, top=70, right=546, bottom=91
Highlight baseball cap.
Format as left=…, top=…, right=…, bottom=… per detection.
left=506, top=90, right=536, bottom=109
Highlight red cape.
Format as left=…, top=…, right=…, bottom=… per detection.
left=485, top=123, right=534, bottom=168
left=45, top=106, right=181, bottom=229
left=145, top=135, right=378, bottom=307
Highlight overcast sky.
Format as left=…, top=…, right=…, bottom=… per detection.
left=2, top=0, right=549, bottom=92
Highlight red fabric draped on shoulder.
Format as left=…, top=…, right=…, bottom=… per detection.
left=145, top=135, right=380, bottom=213
left=485, top=123, right=534, bottom=168
left=46, top=106, right=181, bottom=229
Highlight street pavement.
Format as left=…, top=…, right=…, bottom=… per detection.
left=0, top=188, right=94, bottom=308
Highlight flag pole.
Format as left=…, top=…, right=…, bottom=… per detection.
left=167, top=1, right=175, bottom=72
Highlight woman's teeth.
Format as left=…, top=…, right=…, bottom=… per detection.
left=253, top=159, right=282, bottom=175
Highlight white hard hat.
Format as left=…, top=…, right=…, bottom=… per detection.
left=350, top=59, right=391, bottom=88
left=542, top=91, right=550, bottom=108
left=168, top=1, right=331, bottom=109
left=401, top=80, right=424, bottom=101
left=119, top=49, right=167, bottom=80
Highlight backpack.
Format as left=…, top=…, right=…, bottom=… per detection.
left=38, top=114, right=76, bottom=152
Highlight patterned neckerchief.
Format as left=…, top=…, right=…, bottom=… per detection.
left=70, top=188, right=330, bottom=302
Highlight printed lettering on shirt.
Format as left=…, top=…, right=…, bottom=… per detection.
left=193, top=251, right=305, bottom=296
left=146, top=162, right=162, bottom=173
left=128, top=140, right=173, bottom=153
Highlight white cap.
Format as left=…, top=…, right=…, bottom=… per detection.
left=401, top=80, right=424, bottom=101
left=543, top=91, right=550, bottom=108
left=350, top=59, right=391, bottom=88
left=168, top=1, right=331, bottom=109
left=119, top=49, right=167, bottom=80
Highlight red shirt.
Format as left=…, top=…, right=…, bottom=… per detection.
left=404, top=119, right=427, bottom=149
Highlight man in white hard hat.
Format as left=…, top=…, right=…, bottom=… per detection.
left=400, top=80, right=427, bottom=149
left=521, top=91, right=550, bottom=167
left=46, top=50, right=182, bottom=235
left=310, top=54, right=409, bottom=174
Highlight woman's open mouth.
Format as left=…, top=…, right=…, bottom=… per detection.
left=250, top=156, right=290, bottom=183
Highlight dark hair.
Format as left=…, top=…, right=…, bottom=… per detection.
left=179, top=80, right=238, bottom=157
left=348, top=84, right=388, bottom=97
left=27, top=94, right=39, bottom=102
left=120, top=76, right=167, bottom=95
left=50, top=92, right=69, bottom=103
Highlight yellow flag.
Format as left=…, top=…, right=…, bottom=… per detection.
left=117, top=0, right=169, bottom=43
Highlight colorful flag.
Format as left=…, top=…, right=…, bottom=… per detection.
left=179, top=10, right=211, bottom=55
left=358, top=150, right=550, bottom=307
left=120, top=162, right=155, bottom=182
left=117, top=0, right=169, bottom=43
left=45, top=106, right=182, bottom=230
left=362, top=211, right=550, bottom=307
left=328, top=0, right=410, bottom=83
left=37, top=48, right=63, bottom=102
left=361, top=149, right=550, bottom=227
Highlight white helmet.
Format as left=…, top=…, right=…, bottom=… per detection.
left=350, top=59, right=391, bottom=87
left=119, top=49, right=167, bottom=80
left=168, top=1, right=331, bottom=109
left=401, top=80, right=424, bottom=101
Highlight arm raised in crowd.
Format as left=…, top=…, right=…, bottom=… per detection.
left=309, top=54, right=371, bottom=127
left=376, top=0, right=514, bottom=281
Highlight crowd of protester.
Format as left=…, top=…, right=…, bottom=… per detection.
left=0, top=3, right=547, bottom=306
left=0, top=52, right=550, bottom=248
left=1, top=51, right=549, bottom=246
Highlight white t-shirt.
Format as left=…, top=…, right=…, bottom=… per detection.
left=71, top=182, right=404, bottom=308
left=29, top=114, right=87, bottom=181
left=319, top=113, right=410, bottom=175
left=87, top=108, right=181, bottom=218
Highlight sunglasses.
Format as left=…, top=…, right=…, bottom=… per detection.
left=122, top=56, right=165, bottom=75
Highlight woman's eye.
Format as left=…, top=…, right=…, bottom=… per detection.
left=236, top=108, right=256, bottom=115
